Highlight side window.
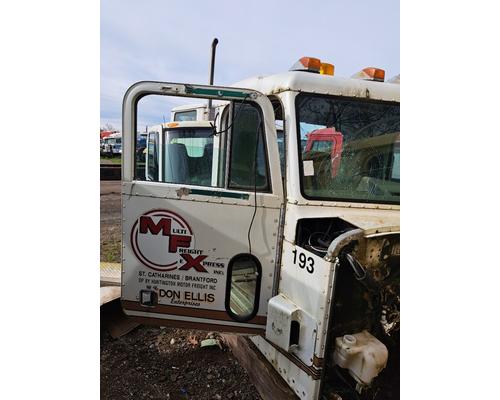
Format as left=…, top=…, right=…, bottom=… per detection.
left=391, top=142, right=400, bottom=181
left=217, top=105, right=230, bottom=188
left=225, top=254, right=261, bottom=321
left=174, top=110, right=197, bottom=122
left=228, top=102, right=269, bottom=191
left=277, top=129, right=285, bottom=177
left=146, top=132, right=159, bottom=181
left=162, top=127, right=215, bottom=187
left=270, top=98, right=285, bottom=179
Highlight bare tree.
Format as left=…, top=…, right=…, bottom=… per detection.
left=101, top=123, right=115, bottom=131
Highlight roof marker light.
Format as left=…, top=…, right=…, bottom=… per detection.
left=166, top=122, right=179, bottom=128
left=320, top=62, right=335, bottom=76
left=352, top=67, right=386, bottom=82
left=290, top=57, right=321, bottom=73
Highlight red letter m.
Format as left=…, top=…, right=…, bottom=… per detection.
left=139, top=216, right=172, bottom=236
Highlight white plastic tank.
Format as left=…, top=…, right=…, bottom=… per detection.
left=333, top=330, right=388, bottom=387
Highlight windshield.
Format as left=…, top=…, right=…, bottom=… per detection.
left=296, top=94, right=400, bottom=204
left=311, top=140, right=333, bottom=152
left=106, top=137, right=121, bottom=145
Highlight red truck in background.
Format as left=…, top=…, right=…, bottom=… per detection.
left=100, top=130, right=117, bottom=140
left=304, top=127, right=343, bottom=176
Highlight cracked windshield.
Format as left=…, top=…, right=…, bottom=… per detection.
left=297, top=94, right=400, bottom=204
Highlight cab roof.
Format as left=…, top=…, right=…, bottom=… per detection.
left=231, top=71, right=400, bottom=103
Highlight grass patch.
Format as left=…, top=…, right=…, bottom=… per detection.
left=100, top=156, right=122, bottom=165
left=101, top=239, right=121, bottom=263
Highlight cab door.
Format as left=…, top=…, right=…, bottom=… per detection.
left=121, top=82, right=283, bottom=333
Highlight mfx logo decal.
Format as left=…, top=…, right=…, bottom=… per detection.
left=130, top=209, right=207, bottom=272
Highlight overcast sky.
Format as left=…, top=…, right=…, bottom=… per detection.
left=101, top=0, right=399, bottom=131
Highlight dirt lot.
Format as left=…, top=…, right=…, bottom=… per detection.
left=100, top=181, right=261, bottom=400
left=100, top=181, right=122, bottom=263
left=101, top=326, right=261, bottom=400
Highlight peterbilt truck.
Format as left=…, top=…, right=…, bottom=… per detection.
left=119, top=56, right=400, bottom=400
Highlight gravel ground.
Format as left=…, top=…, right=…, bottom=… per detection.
left=100, top=180, right=261, bottom=400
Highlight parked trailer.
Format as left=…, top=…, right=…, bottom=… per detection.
left=119, top=57, right=400, bottom=400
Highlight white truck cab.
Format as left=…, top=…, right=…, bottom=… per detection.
left=120, top=57, right=400, bottom=400
left=102, top=132, right=122, bottom=156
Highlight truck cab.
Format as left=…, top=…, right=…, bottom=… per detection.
left=304, top=127, right=344, bottom=177
left=102, top=132, right=122, bottom=157
left=120, top=57, right=400, bottom=400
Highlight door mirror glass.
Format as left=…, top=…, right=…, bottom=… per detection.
left=226, top=255, right=261, bottom=321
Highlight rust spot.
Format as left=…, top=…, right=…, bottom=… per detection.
left=176, top=187, right=191, bottom=198
left=271, top=321, right=283, bottom=336
left=312, top=355, right=324, bottom=367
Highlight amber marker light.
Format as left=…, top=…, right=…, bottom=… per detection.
left=290, top=57, right=322, bottom=73
left=320, top=62, right=335, bottom=76
left=363, top=67, right=385, bottom=81
left=351, top=67, right=386, bottom=82
left=300, top=57, right=321, bottom=71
